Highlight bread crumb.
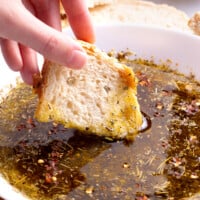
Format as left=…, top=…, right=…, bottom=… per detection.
left=188, top=12, right=200, bottom=35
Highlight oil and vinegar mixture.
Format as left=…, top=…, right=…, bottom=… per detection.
left=0, top=53, right=199, bottom=200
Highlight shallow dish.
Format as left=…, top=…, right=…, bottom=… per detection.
left=0, top=24, right=200, bottom=200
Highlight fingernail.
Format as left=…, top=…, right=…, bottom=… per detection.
left=66, top=50, right=87, bottom=69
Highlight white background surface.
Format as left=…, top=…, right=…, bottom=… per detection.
left=146, top=0, right=199, bottom=17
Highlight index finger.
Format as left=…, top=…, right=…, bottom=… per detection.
left=61, top=0, right=95, bottom=43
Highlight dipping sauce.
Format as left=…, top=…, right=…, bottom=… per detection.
left=0, top=53, right=199, bottom=200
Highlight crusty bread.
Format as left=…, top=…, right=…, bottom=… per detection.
left=89, top=0, right=191, bottom=32
left=188, top=12, right=200, bottom=35
left=34, top=41, right=142, bottom=139
left=61, top=0, right=191, bottom=33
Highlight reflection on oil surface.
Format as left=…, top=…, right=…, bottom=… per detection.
left=0, top=55, right=200, bottom=200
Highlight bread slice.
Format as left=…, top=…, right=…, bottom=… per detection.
left=89, top=0, right=191, bottom=32
left=34, top=41, right=142, bottom=139
left=61, top=0, right=191, bottom=33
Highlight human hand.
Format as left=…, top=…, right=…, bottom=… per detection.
left=0, top=0, right=95, bottom=85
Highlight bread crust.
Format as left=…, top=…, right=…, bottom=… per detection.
left=86, top=0, right=114, bottom=8
left=34, top=41, right=142, bottom=139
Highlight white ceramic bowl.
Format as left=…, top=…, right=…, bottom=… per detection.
left=0, top=24, right=200, bottom=200
left=93, top=24, right=200, bottom=80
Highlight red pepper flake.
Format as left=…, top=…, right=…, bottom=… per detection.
left=136, top=71, right=151, bottom=87
left=45, top=173, right=53, bottom=184
left=171, top=157, right=182, bottom=167
left=180, top=100, right=199, bottom=115
left=16, top=123, right=26, bottom=131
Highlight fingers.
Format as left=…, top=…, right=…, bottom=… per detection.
left=0, top=38, right=39, bottom=85
left=0, top=0, right=95, bottom=85
left=0, top=39, right=23, bottom=71
left=61, top=0, right=95, bottom=43
left=30, top=0, right=61, bottom=30
left=26, top=0, right=89, bottom=70
left=19, top=44, right=39, bottom=85
left=1, top=4, right=87, bottom=69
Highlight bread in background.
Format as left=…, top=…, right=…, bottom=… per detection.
left=61, top=0, right=191, bottom=33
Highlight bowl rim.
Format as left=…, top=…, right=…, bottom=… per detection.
left=88, top=24, right=200, bottom=81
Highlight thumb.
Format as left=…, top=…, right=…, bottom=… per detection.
left=1, top=7, right=87, bottom=69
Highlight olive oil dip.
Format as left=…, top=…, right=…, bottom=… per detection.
left=0, top=51, right=199, bottom=200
